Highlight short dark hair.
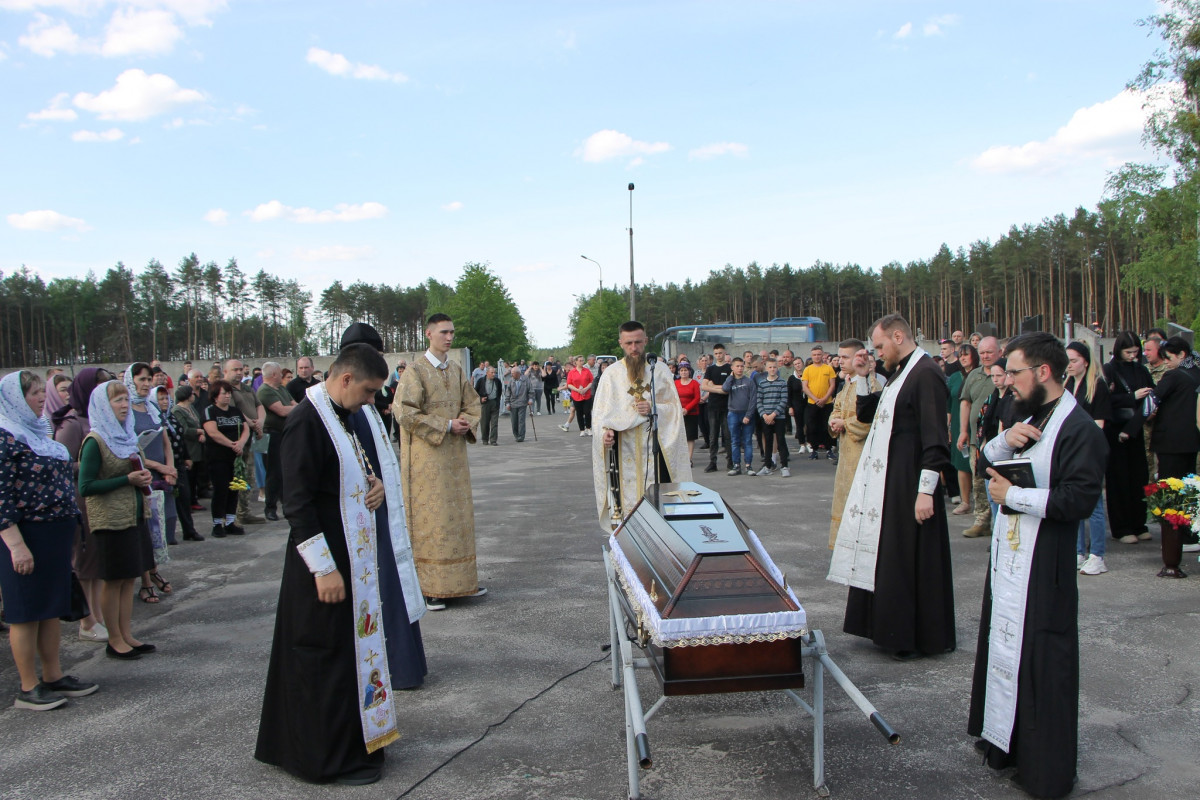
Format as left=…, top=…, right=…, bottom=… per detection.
left=174, top=385, right=194, bottom=403
left=619, top=320, right=645, bottom=334
left=712, top=343, right=726, bottom=352
left=1147, top=327, right=1168, bottom=340
left=731, top=357, right=744, bottom=364
left=329, top=343, right=389, bottom=381
left=426, top=312, right=452, bottom=327
left=958, top=343, right=980, bottom=371
left=129, top=361, right=152, bottom=378
left=839, top=338, right=865, bottom=351
left=872, top=313, right=912, bottom=339
left=1004, top=332, right=1067, bottom=381
left=209, top=379, right=234, bottom=399
left=1162, top=336, right=1192, bottom=358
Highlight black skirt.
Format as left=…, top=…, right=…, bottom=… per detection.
left=93, top=523, right=147, bottom=580
left=0, top=517, right=75, bottom=623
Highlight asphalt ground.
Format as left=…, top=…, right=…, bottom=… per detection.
left=2, top=412, right=1198, bottom=800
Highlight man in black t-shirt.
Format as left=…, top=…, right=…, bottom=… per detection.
left=286, top=356, right=321, bottom=404
left=701, top=343, right=734, bottom=473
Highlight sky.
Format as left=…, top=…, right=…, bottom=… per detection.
left=0, top=0, right=1175, bottom=348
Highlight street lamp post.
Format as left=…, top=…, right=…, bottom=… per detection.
left=627, top=183, right=635, bottom=320
left=580, top=255, right=602, bottom=298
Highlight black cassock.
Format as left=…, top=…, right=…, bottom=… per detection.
left=845, top=351, right=957, bottom=655
left=968, top=402, right=1106, bottom=799
left=255, top=399, right=427, bottom=783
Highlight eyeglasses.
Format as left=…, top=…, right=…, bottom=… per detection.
left=1004, top=367, right=1035, bottom=378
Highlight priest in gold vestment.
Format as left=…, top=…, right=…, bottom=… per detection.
left=827, top=338, right=882, bottom=549
left=398, top=313, right=484, bottom=608
left=592, top=321, right=692, bottom=528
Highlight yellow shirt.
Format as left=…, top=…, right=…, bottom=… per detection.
left=801, top=363, right=837, bottom=404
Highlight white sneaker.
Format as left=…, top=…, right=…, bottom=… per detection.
left=586, top=429, right=593, bottom=436
left=804, top=444, right=812, bottom=454
left=1076, top=554, right=1086, bottom=569
left=579, top=430, right=587, bottom=437
left=1079, top=555, right=1108, bottom=575
left=780, top=467, right=790, bottom=477
left=727, top=466, right=742, bottom=476
left=559, top=424, right=570, bottom=432
left=756, top=466, right=773, bottom=476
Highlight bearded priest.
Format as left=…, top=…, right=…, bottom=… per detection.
left=591, top=321, right=692, bottom=528
left=969, top=332, right=1106, bottom=799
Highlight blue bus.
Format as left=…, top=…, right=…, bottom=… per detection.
left=652, top=317, right=830, bottom=359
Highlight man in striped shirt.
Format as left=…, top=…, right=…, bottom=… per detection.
left=755, top=358, right=790, bottom=476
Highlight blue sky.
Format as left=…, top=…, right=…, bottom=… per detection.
left=1, top=1, right=1170, bottom=348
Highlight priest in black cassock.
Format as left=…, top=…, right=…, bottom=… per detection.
left=255, top=338, right=427, bottom=786
left=827, top=313, right=956, bottom=660
left=969, top=332, right=1106, bottom=799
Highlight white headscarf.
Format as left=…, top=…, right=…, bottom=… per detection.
left=88, top=380, right=141, bottom=459
left=124, top=364, right=161, bottom=426
left=0, top=371, right=71, bottom=461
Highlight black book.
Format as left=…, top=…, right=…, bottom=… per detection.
left=991, top=457, right=1034, bottom=516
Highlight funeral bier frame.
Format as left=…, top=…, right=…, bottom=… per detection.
left=604, top=482, right=899, bottom=798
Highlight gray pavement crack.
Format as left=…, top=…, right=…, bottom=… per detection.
left=393, top=654, right=609, bottom=799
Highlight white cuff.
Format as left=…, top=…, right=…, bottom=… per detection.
left=856, top=377, right=870, bottom=396
left=918, top=469, right=939, bottom=495
left=297, top=533, right=337, bottom=576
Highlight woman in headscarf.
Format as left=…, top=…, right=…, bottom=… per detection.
left=0, top=370, right=99, bottom=708
left=79, top=380, right=156, bottom=659
left=123, top=363, right=175, bottom=601
left=43, top=373, right=71, bottom=434
left=1103, top=332, right=1155, bottom=545
left=152, top=385, right=202, bottom=544
left=53, top=366, right=114, bottom=642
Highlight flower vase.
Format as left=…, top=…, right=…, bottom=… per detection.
left=1158, top=520, right=1188, bottom=578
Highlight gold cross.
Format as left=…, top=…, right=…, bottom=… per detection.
left=627, top=379, right=648, bottom=402
left=359, top=566, right=373, bottom=586
left=364, top=648, right=379, bottom=666
left=350, top=485, right=365, bottom=502
left=663, top=489, right=701, bottom=503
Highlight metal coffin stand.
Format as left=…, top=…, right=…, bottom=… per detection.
left=602, top=487, right=899, bottom=797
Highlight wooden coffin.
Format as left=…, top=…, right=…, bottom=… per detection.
left=612, top=481, right=805, bottom=696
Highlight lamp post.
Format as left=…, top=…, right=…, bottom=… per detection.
left=580, top=255, right=602, bottom=299
left=627, top=182, right=635, bottom=320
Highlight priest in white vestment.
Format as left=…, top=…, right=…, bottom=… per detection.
left=591, top=321, right=692, bottom=528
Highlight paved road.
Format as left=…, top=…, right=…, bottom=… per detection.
left=2, top=417, right=1198, bottom=799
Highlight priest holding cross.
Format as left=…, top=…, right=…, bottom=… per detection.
left=591, top=321, right=692, bottom=527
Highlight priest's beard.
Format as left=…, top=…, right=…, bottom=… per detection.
left=625, top=354, right=646, bottom=385
left=1012, top=380, right=1048, bottom=419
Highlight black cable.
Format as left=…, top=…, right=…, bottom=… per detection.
left=393, top=654, right=609, bottom=798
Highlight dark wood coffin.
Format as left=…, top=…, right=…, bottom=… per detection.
left=612, top=481, right=805, bottom=696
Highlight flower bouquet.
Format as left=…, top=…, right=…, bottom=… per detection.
left=1143, top=475, right=1199, bottom=578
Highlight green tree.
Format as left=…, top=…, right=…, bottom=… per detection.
left=444, top=263, right=529, bottom=363
left=569, top=288, right=628, bottom=356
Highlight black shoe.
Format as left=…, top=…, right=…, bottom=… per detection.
left=809, top=452, right=819, bottom=460
left=105, top=644, right=142, bottom=660
left=891, top=650, right=923, bottom=662
left=264, top=510, right=279, bottom=521
left=14, top=684, right=67, bottom=710
left=211, top=524, right=227, bottom=538
left=704, top=464, right=718, bottom=473
left=41, top=675, right=98, bottom=698
left=132, top=642, right=156, bottom=654
left=334, top=765, right=382, bottom=786
left=183, top=530, right=205, bottom=541
left=226, top=523, right=245, bottom=536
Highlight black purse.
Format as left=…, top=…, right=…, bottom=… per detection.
left=60, top=572, right=91, bottom=622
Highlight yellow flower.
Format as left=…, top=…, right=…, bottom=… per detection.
left=1152, top=507, right=1163, bottom=516
left=1167, top=478, right=1185, bottom=491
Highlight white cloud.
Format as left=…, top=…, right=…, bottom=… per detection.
left=7, top=209, right=90, bottom=232
left=203, top=208, right=227, bottom=225
left=293, top=245, right=375, bottom=262
left=689, top=142, right=748, bottom=161
left=971, top=88, right=1167, bottom=174
left=73, top=68, right=204, bottom=121
left=71, top=127, right=123, bottom=141
left=442, top=201, right=463, bottom=212
left=247, top=200, right=388, bottom=224
left=306, top=47, right=408, bottom=83
left=27, top=92, right=78, bottom=121
left=102, top=8, right=182, bottom=56
left=19, top=12, right=92, bottom=56
left=923, top=14, right=960, bottom=36
left=576, top=129, right=671, bottom=163
left=892, top=22, right=912, bottom=40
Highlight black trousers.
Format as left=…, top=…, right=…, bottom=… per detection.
left=761, top=419, right=789, bottom=467
left=544, top=385, right=558, bottom=413
left=208, top=458, right=241, bottom=525
left=575, top=397, right=593, bottom=431
left=793, top=403, right=808, bottom=445
left=707, top=404, right=732, bottom=468
left=265, top=430, right=284, bottom=513
left=479, top=398, right=500, bottom=444
left=173, top=469, right=199, bottom=538
left=1156, top=452, right=1197, bottom=480
left=698, top=402, right=710, bottom=444
left=806, top=403, right=833, bottom=449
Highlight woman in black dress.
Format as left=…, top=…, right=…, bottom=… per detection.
left=0, top=371, right=99, bottom=708
left=1103, top=332, right=1155, bottom=544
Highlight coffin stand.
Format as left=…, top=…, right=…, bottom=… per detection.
left=604, top=482, right=898, bottom=798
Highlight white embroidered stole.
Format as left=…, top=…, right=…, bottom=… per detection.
left=359, top=402, right=426, bottom=624
left=307, top=383, right=400, bottom=753
left=827, top=350, right=927, bottom=591
left=981, top=390, right=1075, bottom=752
